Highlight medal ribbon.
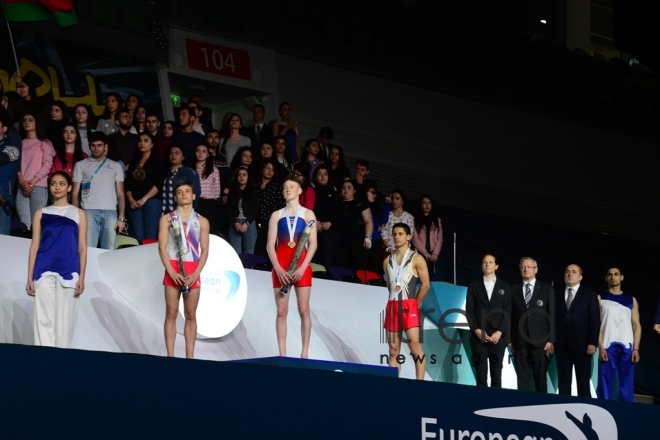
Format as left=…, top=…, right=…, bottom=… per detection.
left=392, top=248, right=411, bottom=292
left=286, top=206, right=303, bottom=247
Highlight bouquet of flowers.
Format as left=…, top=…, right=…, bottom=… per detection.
left=172, top=215, right=190, bottom=294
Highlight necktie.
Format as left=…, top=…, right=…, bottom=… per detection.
left=524, top=283, right=532, bottom=308
left=256, top=124, right=261, bottom=138
left=566, top=288, right=574, bottom=310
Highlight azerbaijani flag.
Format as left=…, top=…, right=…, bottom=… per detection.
left=3, top=0, right=77, bottom=27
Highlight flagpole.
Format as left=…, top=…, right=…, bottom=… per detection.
left=0, top=0, right=21, bottom=76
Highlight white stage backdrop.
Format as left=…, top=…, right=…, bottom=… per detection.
left=0, top=235, right=435, bottom=380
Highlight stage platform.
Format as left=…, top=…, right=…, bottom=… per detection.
left=1, top=343, right=657, bottom=439
left=2, top=234, right=658, bottom=439
left=233, top=356, right=398, bottom=377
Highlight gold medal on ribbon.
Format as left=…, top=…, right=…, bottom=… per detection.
left=285, top=206, right=303, bottom=250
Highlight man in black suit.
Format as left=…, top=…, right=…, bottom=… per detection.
left=510, top=257, right=555, bottom=392
left=316, top=126, right=334, bottom=162
left=245, top=104, right=272, bottom=151
left=465, top=254, right=512, bottom=388
left=554, top=264, right=600, bottom=397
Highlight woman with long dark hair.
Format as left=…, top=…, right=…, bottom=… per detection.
left=50, top=124, right=86, bottom=178
left=17, top=113, right=55, bottom=229
left=15, top=76, right=47, bottom=124
left=412, top=195, right=443, bottom=280
left=334, top=180, right=373, bottom=271
left=381, top=189, right=415, bottom=256
left=219, top=113, right=251, bottom=165
left=326, top=144, right=351, bottom=190
left=46, top=100, right=69, bottom=142
left=161, top=145, right=201, bottom=215
left=194, top=143, right=221, bottom=233
left=301, top=137, right=322, bottom=182
left=259, top=140, right=289, bottom=183
left=218, top=111, right=233, bottom=139
left=26, top=171, right=87, bottom=348
left=273, top=135, right=294, bottom=176
left=312, top=164, right=341, bottom=268
left=162, top=120, right=176, bottom=138
left=125, top=94, right=140, bottom=121
left=125, top=132, right=165, bottom=244
left=96, top=92, right=122, bottom=135
left=131, top=105, right=147, bottom=134
left=255, top=159, right=285, bottom=257
left=74, top=103, right=95, bottom=156
left=229, top=145, right=254, bottom=176
left=227, top=166, right=259, bottom=254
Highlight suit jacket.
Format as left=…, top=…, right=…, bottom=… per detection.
left=245, top=123, right=272, bottom=148
left=466, top=278, right=512, bottom=343
left=554, top=285, right=600, bottom=352
left=510, top=280, right=555, bottom=348
left=317, top=141, right=331, bottom=162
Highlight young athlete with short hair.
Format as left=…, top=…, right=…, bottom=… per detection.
left=383, top=222, right=430, bottom=380
left=158, top=180, right=210, bottom=359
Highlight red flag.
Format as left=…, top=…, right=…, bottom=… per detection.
left=3, top=0, right=77, bottom=27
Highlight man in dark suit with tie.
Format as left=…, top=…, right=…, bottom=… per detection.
left=510, top=257, right=555, bottom=392
left=466, top=254, right=512, bottom=388
left=554, top=264, right=600, bottom=397
left=245, top=104, right=272, bottom=151
left=316, top=126, right=334, bottom=162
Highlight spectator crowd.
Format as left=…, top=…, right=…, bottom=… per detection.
left=0, top=80, right=444, bottom=279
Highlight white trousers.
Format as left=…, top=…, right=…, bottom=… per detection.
left=34, top=276, right=79, bottom=348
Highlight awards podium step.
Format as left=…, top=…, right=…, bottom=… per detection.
left=232, top=356, right=398, bottom=377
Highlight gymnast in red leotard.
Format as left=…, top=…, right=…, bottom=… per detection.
left=267, top=175, right=317, bottom=358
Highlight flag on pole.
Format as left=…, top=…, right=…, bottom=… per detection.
left=3, top=0, right=77, bottom=27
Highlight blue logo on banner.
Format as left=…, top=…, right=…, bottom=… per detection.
left=201, top=271, right=242, bottom=302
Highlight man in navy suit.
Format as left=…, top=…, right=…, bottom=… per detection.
left=554, top=264, right=600, bottom=397
left=510, top=257, right=555, bottom=392
left=466, top=254, right=512, bottom=388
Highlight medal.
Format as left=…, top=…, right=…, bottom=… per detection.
left=286, top=206, right=303, bottom=249
left=392, top=248, right=410, bottom=297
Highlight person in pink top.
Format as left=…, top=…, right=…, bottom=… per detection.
left=50, top=124, right=87, bottom=178
left=17, top=113, right=55, bottom=229
left=412, top=194, right=443, bottom=280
